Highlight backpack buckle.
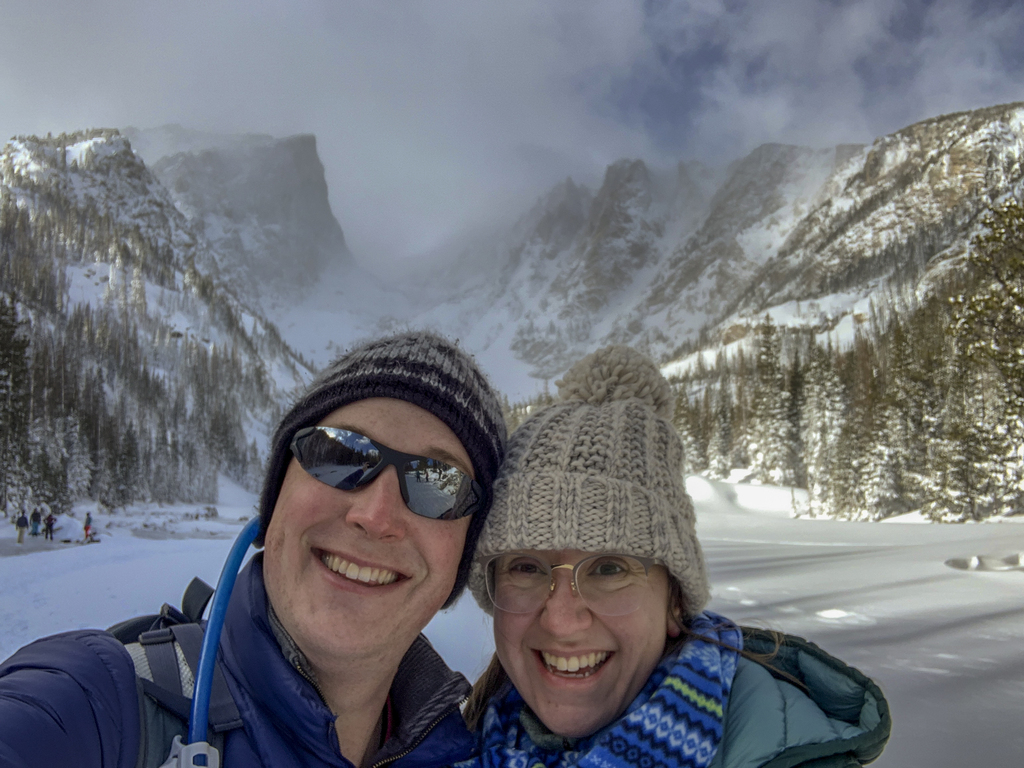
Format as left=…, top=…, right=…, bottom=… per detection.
left=139, top=628, right=175, bottom=645
left=159, top=735, right=220, bottom=768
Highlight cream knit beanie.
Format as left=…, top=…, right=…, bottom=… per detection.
left=468, top=345, right=710, bottom=618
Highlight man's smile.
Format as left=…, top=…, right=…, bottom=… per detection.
left=318, top=550, right=402, bottom=586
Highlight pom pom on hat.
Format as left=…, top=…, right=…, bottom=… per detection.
left=556, top=345, right=674, bottom=419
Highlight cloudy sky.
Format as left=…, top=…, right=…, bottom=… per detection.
left=2, top=0, right=1023, bottom=266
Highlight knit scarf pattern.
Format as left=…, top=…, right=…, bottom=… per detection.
left=464, top=612, right=741, bottom=768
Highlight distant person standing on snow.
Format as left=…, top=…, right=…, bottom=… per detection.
left=29, top=507, right=41, bottom=537
left=43, top=512, right=56, bottom=541
left=83, top=511, right=93, bottom=542
left=15, top=511, right=28, bottom=545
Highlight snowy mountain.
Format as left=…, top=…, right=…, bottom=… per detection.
left=125, top=126, right=355, bottom=306
left=0, top=129, right=312, bottom=508
left=397, top=101, right=1024, bottom=385
left=735, top=102, right=1024, bottom=314
left=123, top=126, right=409, bottom=367
left=116, top=104, right=1023, bottom=397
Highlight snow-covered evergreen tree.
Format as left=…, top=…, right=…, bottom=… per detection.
left=706, top=377, right=733, bottom=479
left=800, top=342, right=845, bottom=517
left=748, top=316, right=793, bottom=485
left=922, top=345, right=997, bottom=521
left=0, top=296, right=30, bottom=516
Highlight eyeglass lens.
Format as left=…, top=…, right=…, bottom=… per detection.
left=486, top=554, right=651, bottom=616
left=293, top=427, right=477, bottom=520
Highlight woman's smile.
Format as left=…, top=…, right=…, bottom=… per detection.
left=538, top=649, right=611, bottom=677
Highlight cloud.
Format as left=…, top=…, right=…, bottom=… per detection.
left=1, top=0, right=1022, bottom=266
left=617, top=0, right=1024, bottom=160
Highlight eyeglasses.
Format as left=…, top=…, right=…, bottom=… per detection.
left=289, top=426, right=483, bottom=520
left=484, top=552, right=661, bottom=616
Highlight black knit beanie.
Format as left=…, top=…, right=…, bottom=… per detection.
left=257, top=331, right=507, bottom=608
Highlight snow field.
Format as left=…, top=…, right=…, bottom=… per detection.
left=1, top=475, right=1021, bottom=765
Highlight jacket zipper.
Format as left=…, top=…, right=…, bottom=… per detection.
left=295, top=653, right=464, bottom=768
left=371, top=697, right=468, bottom=768
left=294, top=658, right=331, bottom=709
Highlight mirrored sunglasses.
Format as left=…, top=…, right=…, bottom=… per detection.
left=290, top=426, right=483, bottom=520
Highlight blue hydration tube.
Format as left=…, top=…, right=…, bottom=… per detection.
left=187, top=516, right=260, bottom=746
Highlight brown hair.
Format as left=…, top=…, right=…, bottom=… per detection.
left=463, top=575, right=800, bottom=732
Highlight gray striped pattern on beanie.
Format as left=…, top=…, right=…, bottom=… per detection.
left=468, top=345, right=710, bottom=618
left=258, top=330, right=507, bottom=607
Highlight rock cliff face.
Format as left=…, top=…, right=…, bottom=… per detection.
left=482, top=159, right=711, bottom=378
left=125, top=127, right=355, bottom=308
left=622, top=143, right=837, bottom=355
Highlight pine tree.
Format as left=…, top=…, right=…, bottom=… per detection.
left=707, top=378, right=733, bottom=480
left=922, top=345, right=997, bottom=521
left=748, top=316, right=793, bottom=484
left=858, top=410, right=903, bottom=520
left=800, top=343, right=845, bottom=517
left=0, top=296, right=30, bottom=515
left=787, top=349, right=806, bottom=487
left=952, top=199, right=1024, bottom=410
left=672, top=389, right=705, bottom=475
left=948, top=198, right=1024, bottom=517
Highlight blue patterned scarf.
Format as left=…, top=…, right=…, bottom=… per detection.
left=461, top=612, right=741, bottom=768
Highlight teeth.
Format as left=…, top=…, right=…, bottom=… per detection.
left=321, top=553, right=398, bottom=586
left=541, top=651, right=609, bottom=676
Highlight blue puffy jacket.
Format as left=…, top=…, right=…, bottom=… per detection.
left=0, top=556, right=475, bottom=768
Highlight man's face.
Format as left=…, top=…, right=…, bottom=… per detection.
left=263, top=397, right=473, bottom=675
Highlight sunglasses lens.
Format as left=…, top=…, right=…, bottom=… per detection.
left=294, top=428, right=381, bottom=490
left=403, top=459, right=478, bottom=519
left=292, top=427, right=481, bottom=520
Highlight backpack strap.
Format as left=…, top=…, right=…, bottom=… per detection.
left=122, top=579, right=245, bottom=767
left=166, top=624, right=243, bottom=732
left=181, top=577, right=215, bottom=623
left=139, top=629, right=184, bottom=697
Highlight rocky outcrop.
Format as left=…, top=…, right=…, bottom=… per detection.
left=127, top=127, right=355, bottom=306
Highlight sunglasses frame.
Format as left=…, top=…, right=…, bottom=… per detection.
left=289, top=425, right=484, bottom=521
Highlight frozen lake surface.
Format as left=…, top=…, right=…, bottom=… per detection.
left=1, top=475, right=1022, bottom=766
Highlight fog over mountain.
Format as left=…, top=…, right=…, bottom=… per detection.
left=114, top=101, right=1024, bottom=397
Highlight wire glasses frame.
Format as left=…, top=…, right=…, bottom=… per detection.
left=484, top=552, right=662, bottom=617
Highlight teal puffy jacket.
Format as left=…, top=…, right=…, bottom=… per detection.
left=710, top=629, right=890, bottom=768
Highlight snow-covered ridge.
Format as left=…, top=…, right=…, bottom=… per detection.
left=1, top=129, right=315, bottom=504
left=391, top=101, right=1024, bottom=388
left=100, top=103, right=1024, bottom=398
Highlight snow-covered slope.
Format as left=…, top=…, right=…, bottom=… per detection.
left=33, top=102, right=1017, bottom=401
left=735, top=102, right=1024, bottom=317
left=2, top=129, right=309, bottom=396
left=124, top=125, right=408, bottom=367
left=396, top=101, right=1024, bottom=389
left=1, top=130, right=314, bottom=499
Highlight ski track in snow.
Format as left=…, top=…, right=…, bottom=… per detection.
left=1, top=475, right=1022, bottom=765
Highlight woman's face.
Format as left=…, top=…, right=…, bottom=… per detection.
left=492, top=549, right=681, bottom=739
